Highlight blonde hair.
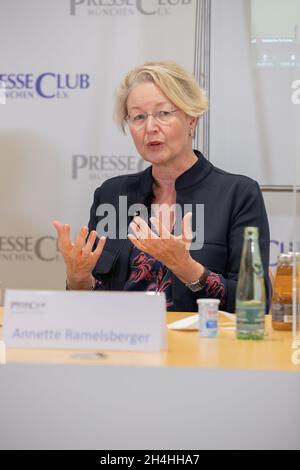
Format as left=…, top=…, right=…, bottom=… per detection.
left=114, top=61, right=209, bottom=133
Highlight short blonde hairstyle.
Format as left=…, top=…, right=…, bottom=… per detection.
left=114, top=61, right=209, bottom=133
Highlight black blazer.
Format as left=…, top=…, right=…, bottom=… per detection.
left=88, top=151, right=271, bottom=312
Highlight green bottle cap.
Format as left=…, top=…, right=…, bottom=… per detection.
left=244, top=226, right=259, bottom=238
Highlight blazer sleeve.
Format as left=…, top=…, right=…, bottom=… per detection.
left=223, top=180, right=271, bottom=312
left=88, top=186, right=102, bottom=233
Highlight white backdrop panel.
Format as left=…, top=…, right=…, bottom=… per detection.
left=0, top=0, right=198, bottom=291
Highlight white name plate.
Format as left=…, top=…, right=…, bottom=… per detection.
left=4, top=290, right=167, bottom=352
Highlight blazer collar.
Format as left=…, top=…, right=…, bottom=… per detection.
left=139, top=150, right=213, bottom=196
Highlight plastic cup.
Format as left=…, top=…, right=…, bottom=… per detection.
left=197, top=298, right=220, bottom=337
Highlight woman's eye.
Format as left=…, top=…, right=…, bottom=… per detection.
left=134, top=114, right=146, bottom=121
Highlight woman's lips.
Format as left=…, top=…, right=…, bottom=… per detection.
left=146, top=141, right=164, bottom=149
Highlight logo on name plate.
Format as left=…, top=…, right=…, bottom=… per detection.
left=0, top=73, right=90, bottom=100
left=70, top=0, right=192, bottom=17
left=10, top=301, right=47, bottom=314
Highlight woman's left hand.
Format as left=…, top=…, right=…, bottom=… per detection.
left=128, top=212, right=204, bottom=283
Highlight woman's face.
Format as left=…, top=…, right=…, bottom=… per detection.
left=126, top=81, right=196, bottom=167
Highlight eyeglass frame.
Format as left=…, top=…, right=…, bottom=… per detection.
left=125, top=109, right=179, bottom=128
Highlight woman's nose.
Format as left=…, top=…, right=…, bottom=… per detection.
left=145, top=114, right=159, bottom=132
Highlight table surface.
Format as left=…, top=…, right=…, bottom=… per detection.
left=0, top=307, right=299, bottom=372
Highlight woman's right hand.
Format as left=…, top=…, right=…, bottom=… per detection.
left=52, top=220, right=106, bottom=289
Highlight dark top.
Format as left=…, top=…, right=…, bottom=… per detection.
left=88, top=151, right=271, bottom=312
left=95, top=245, right=227, bottom=311
left=123, top=245, right=174, bottom=309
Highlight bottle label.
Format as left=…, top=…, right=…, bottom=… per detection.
left=199, top=310, right=218, bottom=337
left=272, top=304, right=293, bottom=323
left=236, top=303, right=265, bottom=339
left=236, top=306, right=265, bottom=325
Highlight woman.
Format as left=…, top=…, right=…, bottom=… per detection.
left=53, top=61, right=270, bottom=312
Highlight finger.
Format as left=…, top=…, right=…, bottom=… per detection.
left=129, top=221, right=142, bottom=240
left=74, top=226, right=89, bottom=254
left=150, top=216, right=171, bottom=240
left=135, top=216, right=160, bottom=240
left=155, top=207, right=174, bottom=234
left=62, top=223, right=70, bottom=239
left=53, top=221, right=73, bottom=252
left=92, top=236, right=107, bottom=259
left=129, top=221, right=146, bottom=241
left=61, top=224, right=73, bottom=249
left=130, top=218, right=155, bottom=241
left=181, top=212, right=193, bottom=242
left=132, top=216, right=149, bottom=237
left=128, top=221, right=135, bottom=237
left=52, top=220, right=63, bottom=237
left=127, top=233, right=145, bottom=251
left=53, top=221, right=71, bottom=243
left=82, top=230, right=98, bottom=255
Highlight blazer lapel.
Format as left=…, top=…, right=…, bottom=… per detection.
left=92, top=165, right=154, bottom=288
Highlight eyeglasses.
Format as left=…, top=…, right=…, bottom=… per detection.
left=126, top=109, right=178, bottom=129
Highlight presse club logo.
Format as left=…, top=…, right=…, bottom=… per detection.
left=0, top=236, right=62, bottom=262
left=0, top=73, right=90, bottom=100
left=72, top=154, right=149, bottom=180
left=70, top=0, right=192, bottom=16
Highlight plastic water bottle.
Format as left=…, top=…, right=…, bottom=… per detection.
left=236, top=227, right=266, bottom=340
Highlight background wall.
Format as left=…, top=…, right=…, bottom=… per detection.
left=0, top=0, right=299, bottom=296
left=210, top=0, right=300, bottom=187
left=209, top=0, right=300, bottom=271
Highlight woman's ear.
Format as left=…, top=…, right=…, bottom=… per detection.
left=187, top=116, right=198, bottom=137
left=189, top=116, right=198, bottom=129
